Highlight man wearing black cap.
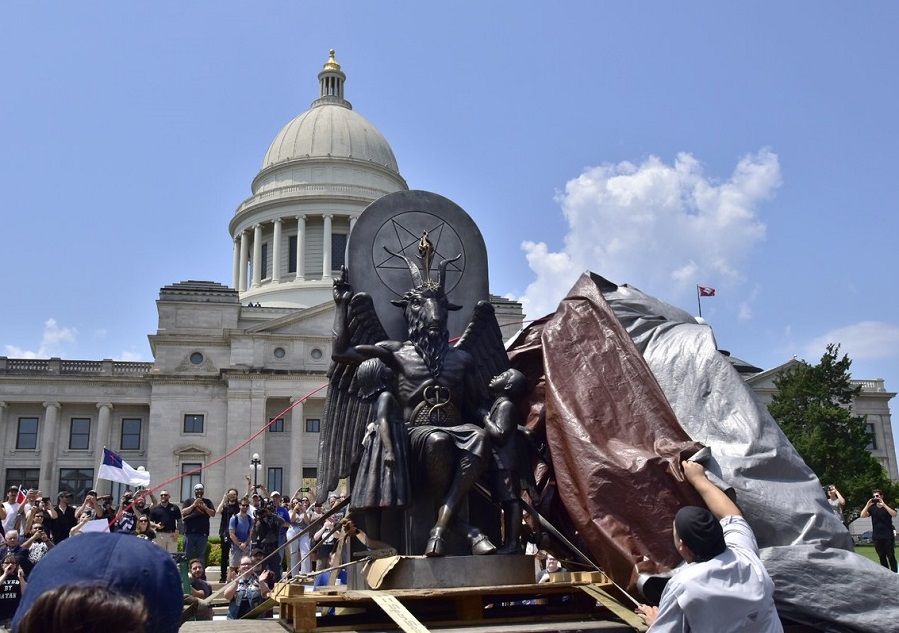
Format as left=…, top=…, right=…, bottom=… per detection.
left=636, top=461, right=782, bottom=632
left=181, top=484, right=216, bottom=567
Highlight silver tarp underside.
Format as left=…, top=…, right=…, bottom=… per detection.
left=598, top=275, right=899, bottom=632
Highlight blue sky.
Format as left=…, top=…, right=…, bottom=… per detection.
left=3, top=4, right=899, bottom=453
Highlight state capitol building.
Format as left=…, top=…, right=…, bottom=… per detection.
left=0, top=52, right=894, bottom=504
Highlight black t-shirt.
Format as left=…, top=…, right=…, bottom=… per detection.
left=870, top=504, right=895, bottom=539
left=0, top=576, right=23, bottom=622
left=46, top=504, right=77, bottom=544
left=149, top=503, right=182, bottom=533
left=219, top=500, right=239, bottom=536
left=182, top=498, right=214, bottom=535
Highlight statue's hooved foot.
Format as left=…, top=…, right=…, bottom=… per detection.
left=425, top=527, right=447, bottom=557
left=467, top=529, right=496, bottom=555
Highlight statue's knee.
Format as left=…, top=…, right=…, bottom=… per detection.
left=426, top=432, right=452, bottom=454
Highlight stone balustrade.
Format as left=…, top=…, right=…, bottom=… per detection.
left=853, top=379, right=886, bottom=393
left=0, top=357, right=152, bottom=376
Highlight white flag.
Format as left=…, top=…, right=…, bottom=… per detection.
left=98, top=448, right=150, bottom=486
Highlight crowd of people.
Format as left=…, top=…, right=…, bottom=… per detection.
left=0, top=479, right=352, bottom=627
left=4, top=471, right=891, bottom=630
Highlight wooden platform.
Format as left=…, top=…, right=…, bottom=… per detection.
left=273, top=574, right=646, bottom=633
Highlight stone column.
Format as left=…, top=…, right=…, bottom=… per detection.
left=252, top=224, right=263, bottom=288
left=95, top=403, right=113, bottom=496
left=347, top=216, right=357, bottom=263
left=238, top=231, right=249, bottom=292
left=0, top=402, right=8, bottom=462
left=39, top=402, right=60, bottom=494
left=322, top=214, right=333, bottom=280
left=289, top=398, right=305, bottom=489
left=232, top=239, right=240, bottom=289
left=295, top=216, right=306, bottom=280
left=272, top=218, right=282, bottom=283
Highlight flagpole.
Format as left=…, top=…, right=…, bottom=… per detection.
left=697, top=285, right=702, bottom=318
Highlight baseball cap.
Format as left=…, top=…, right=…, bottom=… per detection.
left=270, top=490, right=281, bottom=497
left=11, top=532, right=182, bottom=633
left=193, top=483, right=204, bottom=491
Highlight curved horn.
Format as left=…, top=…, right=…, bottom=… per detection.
left=384, top=246, right=424, bottom=287
left=437, top=253, right=462, bottom=290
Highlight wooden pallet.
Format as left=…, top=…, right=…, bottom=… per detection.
left=273, top=574, right=647, bottom=633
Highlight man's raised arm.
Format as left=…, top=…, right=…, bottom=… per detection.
left=682, top=461, right=741, bottom=519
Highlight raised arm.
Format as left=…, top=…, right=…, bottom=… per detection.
left=330, top=268, right=393, bottom=365
left=682, top=461, right=741, bottom=519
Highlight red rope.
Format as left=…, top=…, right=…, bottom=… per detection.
left=109, top=382, right=328, bottom=527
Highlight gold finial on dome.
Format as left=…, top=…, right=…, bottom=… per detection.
left=323, top=49, right=341, bottom=71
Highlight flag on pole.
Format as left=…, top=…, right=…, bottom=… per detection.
left=698, top=285, right=716, bottom=297
left=98, top=448, right=151, bottom=486
left=15, top=486, right=26, bottom=505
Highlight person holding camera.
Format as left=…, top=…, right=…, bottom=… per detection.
left=861, top=489, right=897, bottom=572
left=825, top=485, right=845, bottom=522
left=251, top=498, right=282, bottom=580
left=26, top=519, right=54, bottom=566
left=217, top=487, right=241, bottom=581
left=287, top=494, right=312, bottom=577
left=181, top=484, right=216, bottom=567
left=44, top=491, right=76, bottom=545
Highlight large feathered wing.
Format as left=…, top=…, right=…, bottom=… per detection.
left=455, top=300, right=510, bottom=411
left=316, top=293, right=389, bottom=503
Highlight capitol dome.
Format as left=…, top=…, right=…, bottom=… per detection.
left=229, top=50, right=408, bottom=310
left=262, top=102, right=399, bottom=173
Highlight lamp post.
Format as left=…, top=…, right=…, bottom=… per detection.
left=250, top=452, right=262, bottom=492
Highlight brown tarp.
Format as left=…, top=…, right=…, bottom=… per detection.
left=508, top=272, right=704, bottom=588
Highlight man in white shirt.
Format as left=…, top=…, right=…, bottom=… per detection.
left=636, top=461, right=782, bottom=633
left=1, top=489, right=20, bottom=534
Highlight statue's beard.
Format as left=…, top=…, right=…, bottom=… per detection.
left=410, top=322, right=449, bottom=378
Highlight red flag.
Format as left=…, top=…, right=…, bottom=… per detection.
left=698, top=285, right=716, bottom=297
left=15, top=486, right=26, bottom=504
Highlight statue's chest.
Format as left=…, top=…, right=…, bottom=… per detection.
left=394, top=348, right=464, bottom=392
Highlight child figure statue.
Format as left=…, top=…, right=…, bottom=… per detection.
left=350, top=358, right=410, bottom=513
left=483, top=368, right=531, bottom=554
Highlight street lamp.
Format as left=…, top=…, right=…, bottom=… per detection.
left=250, top=453, right=262, bottom=491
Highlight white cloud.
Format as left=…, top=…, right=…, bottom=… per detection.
left=804, top=321, right=899, bottom=361
left=4, top=318, right=77, bottom=358
left=738, top=302, right=753, bottom=321
left=519, top=150, right=781, bottom=319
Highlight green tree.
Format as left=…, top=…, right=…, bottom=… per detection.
left=768, top=344, right=896, bottom=519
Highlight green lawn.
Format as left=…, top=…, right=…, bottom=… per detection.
left=854, top=544, right=883, bottom=565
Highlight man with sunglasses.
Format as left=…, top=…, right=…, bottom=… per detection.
left=227, top=499, right=253, bottom=578
left=149, top=491, right=183, bottom=554
left=861, top=489, right=897, bottom=572
left=44, top=491, right=77, bottom=545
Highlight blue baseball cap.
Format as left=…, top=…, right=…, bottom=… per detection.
left=12, top=532, right=182, bottom=632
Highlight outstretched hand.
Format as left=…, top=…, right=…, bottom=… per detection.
left=333, top=266, right=353, bottom=305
